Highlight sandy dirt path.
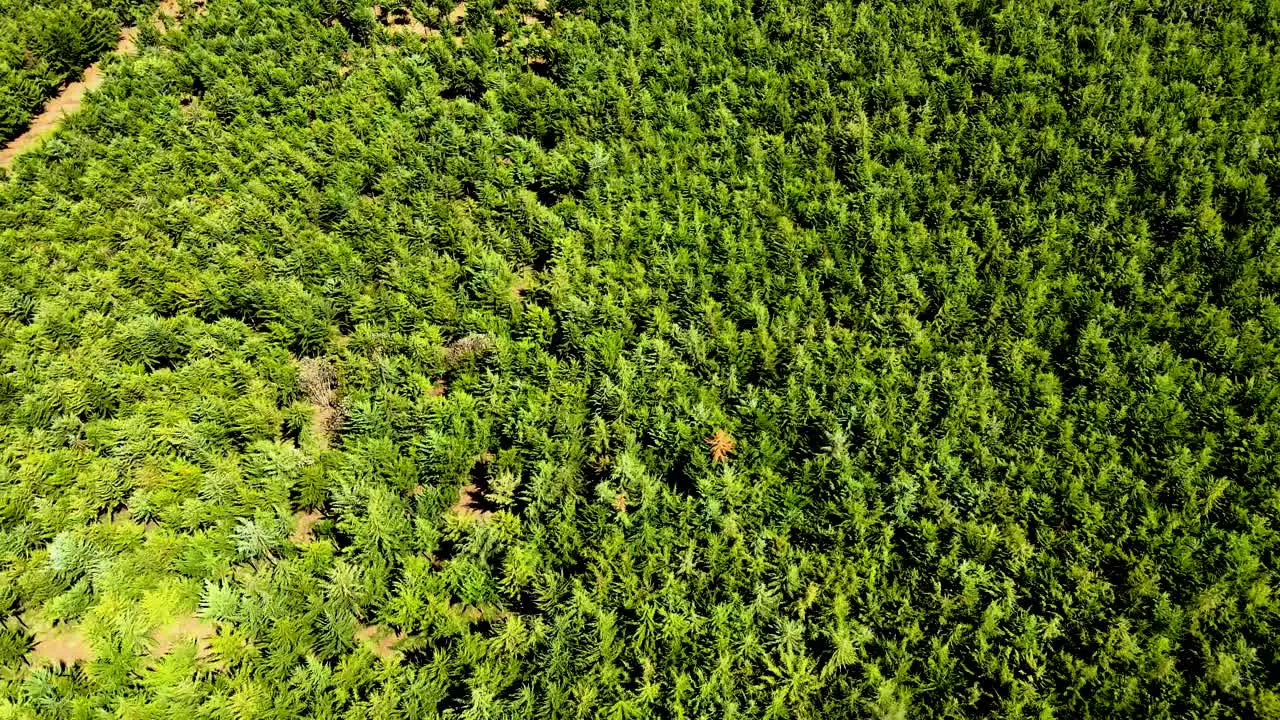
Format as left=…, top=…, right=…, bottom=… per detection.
left=0, top=0, right=186, bottom=170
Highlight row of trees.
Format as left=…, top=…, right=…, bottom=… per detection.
left=0, top=0, right=159, bottom=141
left=1, top=0, right=1278, bottom=717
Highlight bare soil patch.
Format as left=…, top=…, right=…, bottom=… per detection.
left=150, top=616, right=216, bottom=657
left=290, top=510, right=324, bottom=544
left=31, top=623, right=93, bottom=666
left=447, top=1, right=467, bottom=24
left=31, top=613, right=217, bottom=665
left=377, top=5, right=438, bottom=38
left=377, top=1, right=466, bottom=45
left=450, top=482, right=494, bottom=521
left=297, top=357, right=342, bottom=448
left=450, top=452, right=497, bottom=521
left=355, top=624, right=404, bottom=659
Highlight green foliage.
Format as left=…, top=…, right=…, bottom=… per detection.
left=0, top=0, right=157, bottom=141
left=1, top=0, right=1279, bottom=717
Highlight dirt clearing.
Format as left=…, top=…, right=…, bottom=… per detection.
left=0, top=0, right=191, bottom=169
left=355, top=624, right=404, bottom=659
left=290, top=510, right=324, bottom=544
left=31, top=623, right=94, bottom=666
left=150, top=616, right=217, bottom=657
left=297, top=357, right=342, bottom=448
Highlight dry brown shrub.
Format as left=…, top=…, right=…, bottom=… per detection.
left=297, top=357, right=342, bottom=447
left=706, top=430, right=735, bottom=462
left=443, top=334, right=495, bottom=368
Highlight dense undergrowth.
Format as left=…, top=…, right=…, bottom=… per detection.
left=1, top=0, right=1279, bottom=717
left=0, top=0, right=159, bottom=141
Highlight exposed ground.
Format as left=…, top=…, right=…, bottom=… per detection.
left=297, top=357, right=341, bottom=448
left=30, top=623, right=94, bottom=666
left=449, top=482, right=493, bottom=521
left=379, top=1, right=467, bottom=41
left=149, top=616, right=217, bottom=657
left=355, top=624, right=404, bottom=659
left=290, top=509, right=324, bottom=544
left=0, top=0, right=190, bottom=169
left=30, top=613, right=216, bottom=666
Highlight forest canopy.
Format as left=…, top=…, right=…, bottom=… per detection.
left=0, top=0, right=1278, bottom=717
left=0, top=0, right=158, bottom=141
